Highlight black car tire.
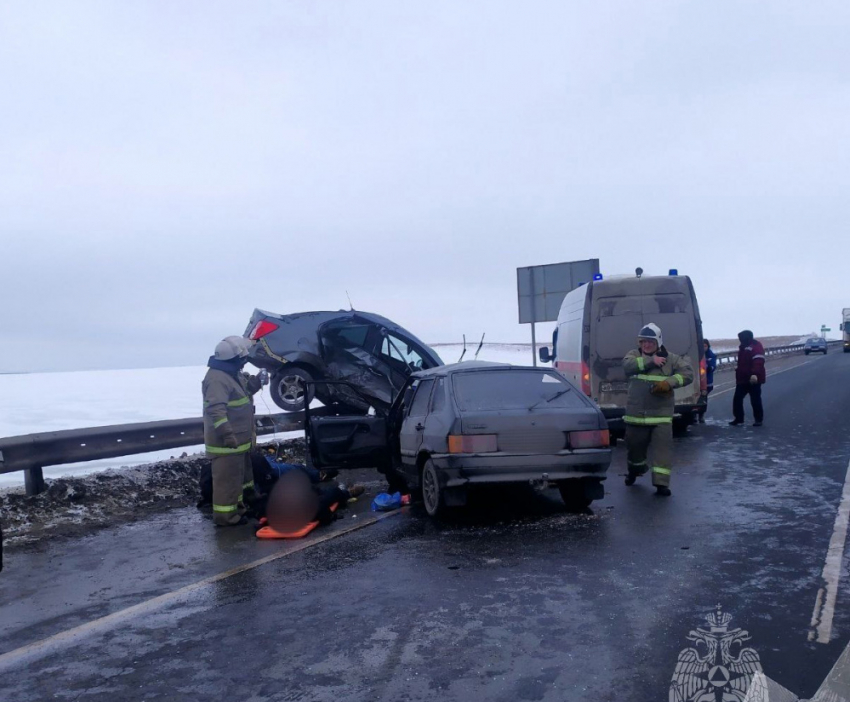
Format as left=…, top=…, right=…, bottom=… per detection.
left=805, top=351, right=810, bottom=355
left=558, top=478, right=598, bottom=512
left=270, top=366, right=316, bottom=412
left=421, top=459, right=444, bottom=518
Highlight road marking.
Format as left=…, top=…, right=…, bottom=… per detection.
left=0, top=508, right=405, bottom=672
left=809, top=457, right=850, bottom=644
left=711, top=357, right=821, bottom=398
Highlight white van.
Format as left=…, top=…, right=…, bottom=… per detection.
left=539, top=272, right=707, bottom=433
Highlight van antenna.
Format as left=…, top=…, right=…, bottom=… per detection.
left=458, top=335, right=467, bottom=363
left=346, top=291, right=355, bottom=311
left=474, top=333, right=486, bottom=360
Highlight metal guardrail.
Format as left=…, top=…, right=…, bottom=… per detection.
left=0, top=409, right=326, bottom=496
left=713, top=340, right=843, bottom=369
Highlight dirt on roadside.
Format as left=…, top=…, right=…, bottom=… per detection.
left=0, top=438, right=346, bottom=550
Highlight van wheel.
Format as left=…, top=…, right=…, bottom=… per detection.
left=672, top=418, right=690, bottom=437
left=421, top=459, right=444, bottom=518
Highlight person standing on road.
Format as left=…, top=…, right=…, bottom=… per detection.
left=698, top=339, right=717, bottom=423
left=202, top=336, right=269, bottom=526
left=729, top=330, right=766, bottom=427
left=623, top=323, right=695, bottom=497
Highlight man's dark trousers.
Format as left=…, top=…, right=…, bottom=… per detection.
left=733, top=384, right=763, bottom=423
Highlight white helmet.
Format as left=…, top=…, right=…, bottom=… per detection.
left=214, top=336, right=253, bottom=361
left=637, top=323, right=663, bottom=347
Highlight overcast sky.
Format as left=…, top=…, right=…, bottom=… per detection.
left=2, top=2, right=849, bottom=372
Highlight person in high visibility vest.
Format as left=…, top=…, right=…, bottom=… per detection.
left=202, top=336, right=268, bottom=526
left=622, top=323, right=694, bottom=496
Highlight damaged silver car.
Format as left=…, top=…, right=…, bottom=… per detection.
left=244, top=310, right=443, bottom=413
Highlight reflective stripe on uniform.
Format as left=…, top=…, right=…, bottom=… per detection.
left=636, top=357, right=646, bottom=371
left=752, top=355, right=765, bottom=360
left=628, top=461, right=647, bottom=467
left=213, top=417, right=229, bottom=428
left=673, top=374, right=684, bottom=386
left=652, top=467, right=671, bottom=475
left=242, top=481, right=255, bottom=491
left=206, top=442, right=253, bottom=455
left=227, top=396, right=251, bottom=407
left=213, top=503, right=239, bottom=513
left=624, top=415, right=673, bottom=425
left=636, top=374, right=668, bottom=382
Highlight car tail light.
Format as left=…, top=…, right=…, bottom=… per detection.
left=581, top=362, right=591, bottom=396
left=699, top=358, right=707, bottom=392
left=249, top=320, right=279, bottom=340
left=568, top=430, right=610, bottom=449
left=448, top=434, right=498, bottom=453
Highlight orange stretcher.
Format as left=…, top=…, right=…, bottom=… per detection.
left=255, top=503, right=339, bottom=539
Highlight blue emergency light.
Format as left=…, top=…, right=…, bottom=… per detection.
left=669, top=269, right=678, bottom=276
left=593, top=273, right=603, bottom=281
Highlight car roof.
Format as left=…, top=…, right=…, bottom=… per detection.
left=255, top=309, right=438, bottom=357
left=412, top=361, right=555, bottom=378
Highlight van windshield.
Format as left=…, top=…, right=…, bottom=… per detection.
left=595, top=294, right=695, bottom=360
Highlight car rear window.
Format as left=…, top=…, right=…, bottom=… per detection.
left=452, top=371, right=587, bottom=411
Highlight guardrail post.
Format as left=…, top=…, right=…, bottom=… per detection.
left=24, top=466, right=46, bottom=496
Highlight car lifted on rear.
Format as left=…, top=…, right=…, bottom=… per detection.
left=305, top=362, right=612, bottom=517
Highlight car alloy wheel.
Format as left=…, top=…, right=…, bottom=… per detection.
left=280, top=374, right=306, bottom=404
left=421, top=460, right=443, bottom=517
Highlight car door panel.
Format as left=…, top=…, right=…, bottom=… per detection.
left=308, top=416, right=389, bottom=469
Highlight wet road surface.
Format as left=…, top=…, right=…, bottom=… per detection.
left=2, top=351, right=850, bottom=700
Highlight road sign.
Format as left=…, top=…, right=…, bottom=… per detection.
left=517, top=259, right=600, bottom=324
left=822, top=326, right=831, bottom=332
left=516, top=258, right=600, bottom=366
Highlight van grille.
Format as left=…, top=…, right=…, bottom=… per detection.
left=497, top=428, right=567, bottom=453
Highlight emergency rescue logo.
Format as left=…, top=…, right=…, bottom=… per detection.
left=670, top=606, right=766, bottom=702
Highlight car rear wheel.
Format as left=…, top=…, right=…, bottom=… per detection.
left=559, top=478, right=602, bottom=512
left=421, top=459, right=444, bottom=518
left=270, top=366, right=315, bottom=412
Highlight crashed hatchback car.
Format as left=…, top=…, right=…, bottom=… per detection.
left=244, top=310, right=443, bottom=412
left=305, top=362, right=612, bottom=517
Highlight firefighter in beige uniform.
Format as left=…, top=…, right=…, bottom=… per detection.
left=202, top=336, right=268, bottom=525
left=622, top=323, right=694, bottom=497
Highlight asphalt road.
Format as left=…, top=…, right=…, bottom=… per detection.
left=2, top=350, right=850, bottom=701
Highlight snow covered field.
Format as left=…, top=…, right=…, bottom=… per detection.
left=0, top=338, right=813, bottom=487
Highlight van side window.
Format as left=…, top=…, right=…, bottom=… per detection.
left=408, top=379, right=434, bottom=417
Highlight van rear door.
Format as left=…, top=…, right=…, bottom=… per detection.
left=590, top=289, right=700, bottom=409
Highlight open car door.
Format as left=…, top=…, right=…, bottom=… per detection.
left=305, top=380, right=392, bottom=470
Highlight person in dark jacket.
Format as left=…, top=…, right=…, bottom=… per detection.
left=697, top=339, right=717, bottom=423
left=730, top=330, right=766, bottom=427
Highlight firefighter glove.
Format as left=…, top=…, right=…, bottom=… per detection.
left=651, top=380, right=672, bottom=396
left=222, top=432, right=239, bottom=449
left=749, top=374, right=758, bottom=385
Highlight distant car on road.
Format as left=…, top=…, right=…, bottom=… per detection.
left=305, top=362, right=612, bottom=517
left=244, top=310, right=443, bottom=413
left=804, top=337, right=828, bottom=355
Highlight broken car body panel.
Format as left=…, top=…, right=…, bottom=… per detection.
left=244, top=310, right=443, bottom=412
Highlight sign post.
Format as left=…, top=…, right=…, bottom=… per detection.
left=517, top=259, right=600, bottom=366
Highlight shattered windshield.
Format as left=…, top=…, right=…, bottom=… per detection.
left=452, top=371, right=587, bottom=411
left=380, top=332, right=425, bottom=370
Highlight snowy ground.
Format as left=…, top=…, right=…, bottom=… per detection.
left=0, top=337, right=812, bottom=488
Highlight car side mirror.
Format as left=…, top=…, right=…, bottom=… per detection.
left=539, top=347, right=552, bottom=364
